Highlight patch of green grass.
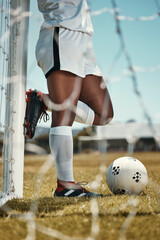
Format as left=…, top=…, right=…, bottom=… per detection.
left=0, top=152, right=160, bottom=240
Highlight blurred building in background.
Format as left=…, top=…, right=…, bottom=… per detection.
left=1, top=122, right=160, bottom=155
left=22, top=122, right=160, bottom=154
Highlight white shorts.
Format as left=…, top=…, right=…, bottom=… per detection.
left=35, top=27, right=102, bottom=78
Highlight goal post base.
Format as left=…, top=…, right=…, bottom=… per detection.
left=0, top=191, right=22, bottom=207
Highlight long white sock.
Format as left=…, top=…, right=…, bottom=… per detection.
left=75, top=101, right=95, bottom=125
left=49, top=126, right=74, bottom=182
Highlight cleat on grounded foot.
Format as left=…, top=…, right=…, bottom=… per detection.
left=54, top=181, right=103, bottom=198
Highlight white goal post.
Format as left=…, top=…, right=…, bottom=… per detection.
left=0, top=0, right=30, bottom=206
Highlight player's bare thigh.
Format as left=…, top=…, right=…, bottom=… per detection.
left=79, top=75, right=114, bottom=125
left=47, top=70, right=82, bottom=127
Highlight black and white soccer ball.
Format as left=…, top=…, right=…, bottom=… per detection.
left=106, top=156, right=148, bottom=195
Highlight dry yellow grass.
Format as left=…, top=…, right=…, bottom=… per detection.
left=0, top=152, right=160, bottom=240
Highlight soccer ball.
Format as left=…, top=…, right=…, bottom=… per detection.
left=106, top=156, right=148, bottom=195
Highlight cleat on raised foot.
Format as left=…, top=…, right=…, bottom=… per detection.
left=54, top=182, right=103, bottom=198
left=24, top=89, right=49, bottom=139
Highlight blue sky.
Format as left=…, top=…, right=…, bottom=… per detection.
left=27, top=0, right=160, bottom=128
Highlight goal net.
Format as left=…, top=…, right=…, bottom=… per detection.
left=0, top=0, right=30, bottom=206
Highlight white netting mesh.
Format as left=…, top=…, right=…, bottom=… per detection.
left=0, top=0, right=160, bottom=239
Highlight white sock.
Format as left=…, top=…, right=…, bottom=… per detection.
left=75, top=101, right=95, bottom=125
left=49, top=126, right=74, bottom=182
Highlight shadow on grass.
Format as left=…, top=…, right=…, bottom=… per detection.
left=0, top=192, right=155, bottom=219
left=0, top=195, right=106, bottom=217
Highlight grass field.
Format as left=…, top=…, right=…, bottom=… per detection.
left=0, top=152, right=160, bottom=240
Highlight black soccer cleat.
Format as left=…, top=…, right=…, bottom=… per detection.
left=54, top=182, right=103, bottom=198
left=24, top=89, right=49, bottom=139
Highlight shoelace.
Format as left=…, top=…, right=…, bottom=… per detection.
left=75, top=181, right=88, bottom=190
left=39, top=110, right=50, bottom=123
left=75, top=181, right=88, bottom=186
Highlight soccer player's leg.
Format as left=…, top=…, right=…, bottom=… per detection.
left=24, top=88, right=100, bottom=139
left=79, top=75, right=114, bottom=126
left=47, top=70, right=103, bottom=198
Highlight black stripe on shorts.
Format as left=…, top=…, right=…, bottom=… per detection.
left=45, top=27, right=60, bottom=78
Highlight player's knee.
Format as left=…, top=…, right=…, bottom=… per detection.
left=100, top=102, right=114, bottom=125
left=108, top=103, right=114, bottom=122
